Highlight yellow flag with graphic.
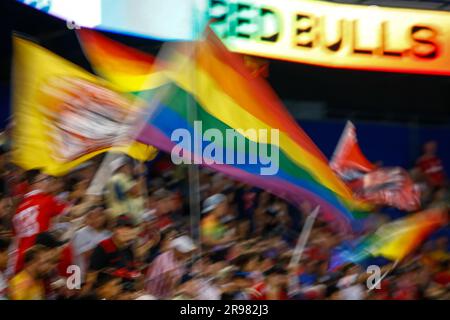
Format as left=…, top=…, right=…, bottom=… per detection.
left=11, top=36, right=157, bottom=176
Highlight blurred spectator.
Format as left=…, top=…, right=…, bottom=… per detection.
left=433, top=260, right=450, bottom=287
left=9, top=169, right=68, bottom=275
left=66, top=175, right=89, bottom=205
left=0, top=146, right=9, bottom=197
left=0, top=193, right=13, bottom=237
left=106, top=158, right=145, bottom=222
left=85, top=271, right=123, bottom=300
left=392, top=271, right=420, bottom=300
left=136, top=210, right=161, bottom=264
left=220, top=271, right=253, bottom=300
left=0, top=237, right=10, bottom=299
left=152, top=188, right=176, bottom=231
left=8, top=245, right=50, bottom=300
left=201, top=194, right=234, bottom=247
left=336, top=264, right=366, bottom=300
left=236, top=185, right=259, bottom=237
left=298, top=261, right=319, bottom=287
left=85, top=214, right=139, bottom=294
left=428, top=236, right=450, bottom=265
left=145, top=234, right=195, bottom=299
left=69, top=205, right=111, bottom=280
left=416, top=141, right=446, bottom=188
left=201, top=194, right=237, bottom=264
left=35, top=232, right=68, bottom=299
left=250, top=267, right=288, bottom=300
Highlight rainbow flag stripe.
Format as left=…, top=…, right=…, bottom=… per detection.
left=139, top=83, right=359, bottom=230
left=77, top=28, right=166, bottom=92
left=78, top=28, right=364, bottom=231
left=330, top=208, right=447, bottom=269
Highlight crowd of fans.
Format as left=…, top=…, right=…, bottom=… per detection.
left=0, top=137, right=448, bottom=300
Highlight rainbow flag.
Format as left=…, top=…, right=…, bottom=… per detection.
left=77, top=28, right=166, bottom=92
left=78, top=28, right=365, bottom=232
left=330, top=208, right=448, bottom=269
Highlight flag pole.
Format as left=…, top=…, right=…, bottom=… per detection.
left=188, top=1, right=205, bottom=264
left=288, top=205, right=320, bottom=269
left=186, top=64, right=201, bottom=262
left=287, top=205, right=320, bottom=297
left=329, top=120, right=353, bottom=168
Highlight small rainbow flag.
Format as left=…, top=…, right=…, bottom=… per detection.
left=330, top=208, right=448, bottom=269
left=78, top=28, right=366, bottom=232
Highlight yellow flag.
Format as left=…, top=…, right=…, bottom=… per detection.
left=11, top=36, right=157, bottom=176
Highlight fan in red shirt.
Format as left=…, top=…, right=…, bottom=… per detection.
left=8, top=169, right=68, bottom=275
left=433, top=260, right=450, bottom=286
left=416, top=141, right=446, bottom=188
left=249, top=267, right=288, bottom=300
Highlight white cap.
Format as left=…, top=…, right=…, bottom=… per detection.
left=201, top=193, right=227, bottom=214
left=170, top=235, right=196, bottom=253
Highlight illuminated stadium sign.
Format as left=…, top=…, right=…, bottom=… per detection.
left=209, top=0, right=450, bottom=75
left=17, top=0, right=450, bottom=76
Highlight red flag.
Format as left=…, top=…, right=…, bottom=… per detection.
left=330, top=121, right=376, bottom=177
left=330, top=122, right=421, bottom=211
left=358, top=167, right=421, bottom=211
